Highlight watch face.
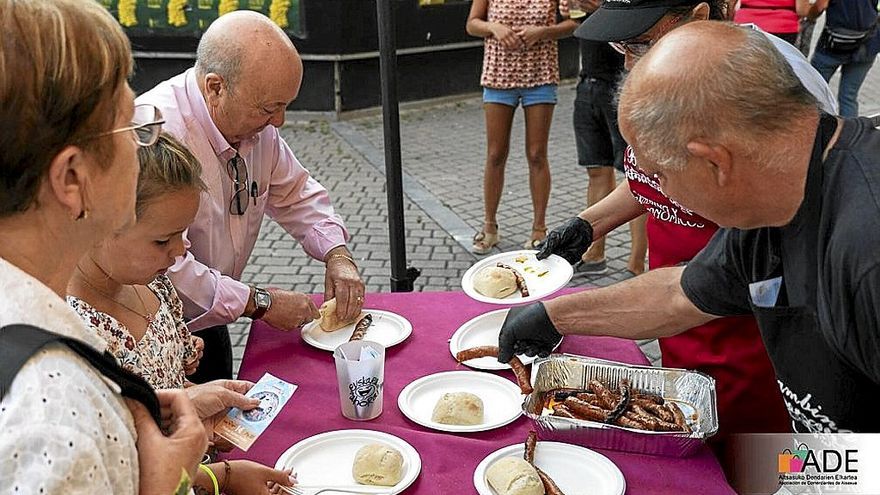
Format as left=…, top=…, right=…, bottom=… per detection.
left=255, top=291, right=271, bottom=308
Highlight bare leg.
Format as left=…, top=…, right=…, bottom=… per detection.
left=523, top=103, right=555, bottom=246
left=475, top=103, right=516, bottom=252
left=582, top=167, right=616, bottom=262
left=628, top=213, right=648, bottom=275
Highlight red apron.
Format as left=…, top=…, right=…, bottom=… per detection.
left=623, top=147, right=792, bottom=449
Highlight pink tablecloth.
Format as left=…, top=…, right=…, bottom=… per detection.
left=229, top=290, right=735, bottom=495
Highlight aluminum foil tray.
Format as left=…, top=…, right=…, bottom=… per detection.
left=522, top=353, right=718, bottom=457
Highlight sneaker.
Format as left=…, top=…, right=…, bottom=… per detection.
left=574, top=258, right=608, bottom=276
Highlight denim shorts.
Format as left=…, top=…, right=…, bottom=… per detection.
left=483, top=84, right=558, bottom=107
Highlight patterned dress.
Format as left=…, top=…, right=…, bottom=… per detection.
left=480, top=0, right=570, bottom=89
left=68, top=274, right=197, bottom=389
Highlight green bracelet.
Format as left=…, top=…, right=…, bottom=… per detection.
left=173, top=468, right=192, bottom=495
left=198, top=464, right=220, bottom=495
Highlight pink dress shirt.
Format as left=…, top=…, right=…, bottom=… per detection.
left=136, top=69, right=348, bottom=331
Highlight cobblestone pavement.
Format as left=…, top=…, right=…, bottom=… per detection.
left=230, top=47, right=880, bottom=376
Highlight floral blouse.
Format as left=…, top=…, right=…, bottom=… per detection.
left=68, top=274, right=197, bottom=389
left=481, top=0, right=570, bottom=89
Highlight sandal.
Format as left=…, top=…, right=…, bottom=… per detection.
left=523, top=226, right=547, bottom=249
left=472, top=223, right=499, bottom=254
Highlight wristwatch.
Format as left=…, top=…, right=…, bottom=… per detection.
left=251, top=287, right=272, bottom=320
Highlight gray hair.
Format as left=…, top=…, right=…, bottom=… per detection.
left=619, top=23, right=819, bottom=171
left=195, top=33, right=244, bottom=92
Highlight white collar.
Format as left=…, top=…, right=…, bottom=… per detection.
left=0, top=257, right=107, bottom=353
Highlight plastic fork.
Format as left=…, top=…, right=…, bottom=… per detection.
left=282, top=485, right=392, bottom=495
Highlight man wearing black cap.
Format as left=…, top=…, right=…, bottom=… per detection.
left=502, top=20, right=880, bottom=438
left=510, top=0, right=839, bottom=468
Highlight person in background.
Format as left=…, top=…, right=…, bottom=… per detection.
left=810, top=0, right=880, bottom=117
left=138, top=11, right=365, bottom=383
left=734, top=0, right=821, bottom=45
left=571, top=0, right=648, bottom=277
left=0, top=1, right=207, bottom=492
left=68, top=133, right=295, bottom=494
left=466, top=0, right=579, bottom=253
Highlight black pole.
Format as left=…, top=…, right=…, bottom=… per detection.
left=376, top=0, right=419, bottom=292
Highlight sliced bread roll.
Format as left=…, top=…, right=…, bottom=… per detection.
left=486, top=457, right=544, bottom=495
left=317, top=298, right=360, bottom=332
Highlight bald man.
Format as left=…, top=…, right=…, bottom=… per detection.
left=498, top=22, right=880, bottom=434
left=138, top=11, right=364, bottom=382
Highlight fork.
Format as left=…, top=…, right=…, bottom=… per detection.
left=282, top=485, right=392, bottom=495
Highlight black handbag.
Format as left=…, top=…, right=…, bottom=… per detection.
left=821, top=23, right=876, bottom=53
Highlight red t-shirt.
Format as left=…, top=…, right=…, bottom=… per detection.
left=623, top=146, right=792, bottom=444
left=734, top=0, right=800, bottom=34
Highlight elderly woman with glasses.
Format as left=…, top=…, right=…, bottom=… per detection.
left=0, top=1, right=213, bottom=493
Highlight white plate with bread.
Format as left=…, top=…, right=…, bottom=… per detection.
left=397, top=370, right=523, bottom=433
left=302, top=309, right=412, bottom=352
left=474, top=441, right=625, bottom=495
left=449, top=309, right=562, bottom=370
left=275, top=429, right=421, bottom=494
left=461, top=250, right=573, bottom=305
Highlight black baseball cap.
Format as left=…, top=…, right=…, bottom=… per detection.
left=574, top=0, right=698, bottom=42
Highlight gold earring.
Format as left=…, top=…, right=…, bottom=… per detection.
left=76, top=209, right=89, bottom=221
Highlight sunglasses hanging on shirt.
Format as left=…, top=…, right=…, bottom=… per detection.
left=226, top=153, right=258, bottom=215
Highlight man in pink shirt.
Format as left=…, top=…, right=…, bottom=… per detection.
left=137, top=11, right=364, bottom=381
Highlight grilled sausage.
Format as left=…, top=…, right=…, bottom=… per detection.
left=454, top=345, right=533, bottom=394
left=348, top=313, right=373, bottom=341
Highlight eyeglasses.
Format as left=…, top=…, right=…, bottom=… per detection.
left=89, top=104, right=165, bottom=147
left=609, top=14, right=683, bottom=57
left=226, top=153, right=257, bottom=216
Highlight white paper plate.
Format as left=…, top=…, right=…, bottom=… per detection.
left=449, top=309, right=563, bottom=370
left=275, top=429, right=421, bottom=494
left=474, top=441, right=626, bottom=495
left=397, top=371, right=523, bottom=433
left=461, top=250, right=573, bottom=304
left=301, top=310, right=412, bottom=351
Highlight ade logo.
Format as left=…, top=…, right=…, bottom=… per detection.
left=778, top=442, right=859, bottom=485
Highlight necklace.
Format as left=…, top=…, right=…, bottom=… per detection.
left=74, top=265, right=155, bottom=325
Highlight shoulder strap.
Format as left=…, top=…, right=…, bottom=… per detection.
left=0, top=324, right=161, bottom=424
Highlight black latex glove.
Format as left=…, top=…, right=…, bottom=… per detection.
left=498, top=302, right=563, bottom=363
left=535, top=216, right=594, bottom=265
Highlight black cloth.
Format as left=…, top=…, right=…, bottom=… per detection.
left=681, top=114, right=880, bottom=433
left=578, top=39, right=624, bottom=83
left=188, top=324, right=233, bottom=382
left=0, top=324, right=161, bottom=424
left=574, top=39, right=626, bottom=169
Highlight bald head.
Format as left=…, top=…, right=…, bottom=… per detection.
left=194, top=11, right=303, bottom=144
left=618, top=21, right=818, bottom=171
left=196, top=10, right=301, bottom=91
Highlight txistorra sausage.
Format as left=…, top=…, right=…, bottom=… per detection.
left=454, top=345, right=533, bottom=394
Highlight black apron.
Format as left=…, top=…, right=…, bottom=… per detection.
left=749, top=115, right=880, bottom=433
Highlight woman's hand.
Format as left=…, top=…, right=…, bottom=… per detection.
left=129, top=391, right=208, bottom=495
left=515, top=25, right=547, bottom=49
left=184, top=336, right=204, bottom=376
left=490, top=23, right=524, bottom=51
left=224, top=460, right=296, bottom=495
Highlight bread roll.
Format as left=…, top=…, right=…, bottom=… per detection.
left=317, top=298, right=360, bottom=332
left=486, top=457, right=545, bottom=495
left=431, top=392, right=484, bottom=426
left=352, top=443, right=404, bottom=486
left=473, top=266, right=517, bottom=298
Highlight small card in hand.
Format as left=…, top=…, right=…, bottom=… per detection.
left=214, top=373, right=297, bottom=451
